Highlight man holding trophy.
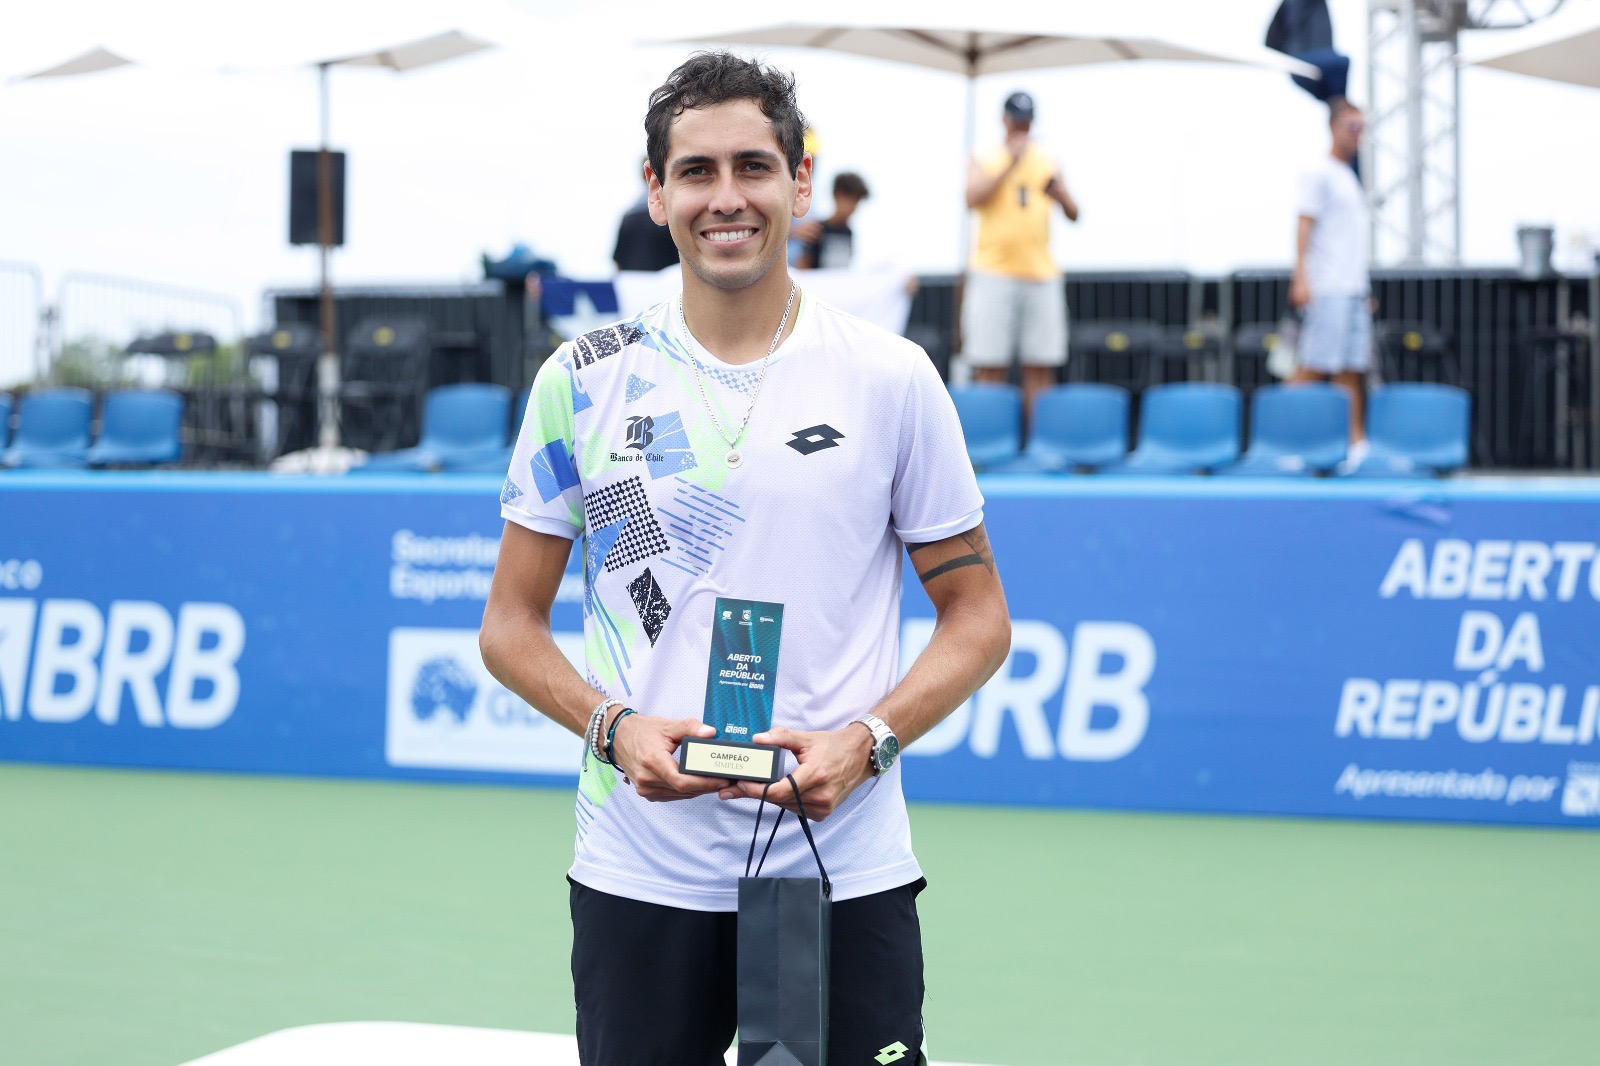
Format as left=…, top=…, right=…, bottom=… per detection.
left=481, top=51, right=1011, bottom=1066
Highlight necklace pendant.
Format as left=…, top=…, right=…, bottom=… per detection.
left=725, top=449, right=743, bottom=469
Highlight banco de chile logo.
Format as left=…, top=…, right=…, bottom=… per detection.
left=625, top=414, right=655, bottom=451
left=786, top=424, right=844, bottom=455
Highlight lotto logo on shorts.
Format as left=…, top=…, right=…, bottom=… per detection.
left=874, top=1042, right=909, bottom=1064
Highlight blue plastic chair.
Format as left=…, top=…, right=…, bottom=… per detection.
left=0, top=393, right=11, bottom=449
left=949, top=383, right=1023, bottom=470
left=1342, top=383, right=1471, bottom=477
left=1103, top=382, right=1242, bottom=475
left=87, top=390, right=184, bottom=467
left=354, top=383, right=512, bottom=474
left=1019, top=384, right=1130, bottom=472
left=2, top=388, right=93, bottom=468
left=1218, top=383, right=1348, bottom=477
left=513, top=386, right=532, bottom=432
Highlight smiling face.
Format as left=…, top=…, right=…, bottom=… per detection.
left=647, top=98, right=812, bottom=294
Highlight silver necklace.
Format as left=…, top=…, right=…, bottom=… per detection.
left=677, top=281, right=797, bottom=469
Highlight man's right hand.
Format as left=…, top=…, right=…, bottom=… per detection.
left=1005, top=128, right=1029, bottom=163
left=608, top=712, right=728, bottom=802
left=1289, top=273, right=1312, bottom=310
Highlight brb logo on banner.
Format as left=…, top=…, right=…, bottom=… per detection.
left=0, top=598, right=246, bottom=729
left=902, top=618, right=1155, bottom=761
left=386, top=627, right=583, bottom=775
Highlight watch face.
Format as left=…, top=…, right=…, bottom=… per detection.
left=878, top=735, right=900, bottom=771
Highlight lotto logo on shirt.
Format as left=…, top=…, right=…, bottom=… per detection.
left=385, top=627, right=583, bottom=775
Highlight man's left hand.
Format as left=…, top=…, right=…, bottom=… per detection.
left=719, top=723, right=874, bottom=819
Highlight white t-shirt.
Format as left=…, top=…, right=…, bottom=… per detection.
left=1296, top=155, right=1370, bottom=297
left=500, top=292, right=984, bottom=911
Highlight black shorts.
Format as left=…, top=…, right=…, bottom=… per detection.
left=569, top=876, right=927, bottom=1066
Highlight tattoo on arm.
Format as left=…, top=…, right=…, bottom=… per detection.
left=912, top=526, right=997, bottom=585
left=918, top=555, right=986, bottom=583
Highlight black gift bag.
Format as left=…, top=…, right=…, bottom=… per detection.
left=736, top=773, right=831, bottom=1066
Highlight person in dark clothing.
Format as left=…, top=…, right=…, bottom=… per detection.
left=613, top=164, right=681, bottom=271
left=794, top=171, right=869, bottom=270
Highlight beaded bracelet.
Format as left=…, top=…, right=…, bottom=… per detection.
left=603, top=708, right=637, bottom=770
left=587, top=697, right=623, bottom=764
left=584, top=709, right=603, bottom=768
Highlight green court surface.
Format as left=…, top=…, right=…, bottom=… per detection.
left=2, top=764, right=1596, bottom=1066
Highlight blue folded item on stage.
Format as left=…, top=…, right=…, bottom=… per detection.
left=540, top=276, right=619, bottom=317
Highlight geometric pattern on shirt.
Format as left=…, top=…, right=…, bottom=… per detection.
left=642, top=411, right=698, bottom=480
left=574, top=325, right=644, bottom=369
left=624, top=374, right=657, bottom=404
left=500, top=478, right=524, bottom=505
left=583, top=476, right=670, bottom=572
left=694, top=357, right=760, bottom=396
left=627, top=567, right=671, bottom=645
left=583, top=519, right=624, bottom=615
left=570, top=367, right=593, bottom=414
left=553, top=349, right=592, bottom=415
left=656, top=477, right=744, bottom=577
left=530, top=437, right=580, bottom=503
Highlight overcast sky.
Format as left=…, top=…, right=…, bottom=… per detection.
left=3, top=0, right=1599, bottom=385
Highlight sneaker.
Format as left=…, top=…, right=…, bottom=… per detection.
left=1347, top=438, right=1370, bottom=466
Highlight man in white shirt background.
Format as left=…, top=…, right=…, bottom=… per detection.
left=1289, top=99, right=1372, bottom=453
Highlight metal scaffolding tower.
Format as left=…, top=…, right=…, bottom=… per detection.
left=1365, top=0, right=1566, bottom=265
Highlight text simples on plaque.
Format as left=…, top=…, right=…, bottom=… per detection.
left=678, top=736, right=783, bottom=783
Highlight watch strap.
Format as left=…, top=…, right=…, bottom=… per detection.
left=856, top=713, right=895, bottom=774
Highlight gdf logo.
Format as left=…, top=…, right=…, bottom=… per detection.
left=0, top=599, right=246, bottom=728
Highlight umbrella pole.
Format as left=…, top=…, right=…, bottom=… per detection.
left=958, top=69, right=976, bottom=271
left=952, top=65, right=977, bottom=379
left=316, top=61, right=341, bottom=453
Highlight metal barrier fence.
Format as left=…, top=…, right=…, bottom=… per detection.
left=57, top=271, right=242, bottom=363
left=0, top=262, right=43, bottom=390
left=50, top=272, right=249, bottom=466
left=906, top=268, right=1598, bottom=471
left=267, top=283, right=537, bottom=455
left=10, top=266, right=1593, bottom=471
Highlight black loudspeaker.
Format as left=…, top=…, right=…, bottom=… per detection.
left=289, top=149, right=346, bottom=247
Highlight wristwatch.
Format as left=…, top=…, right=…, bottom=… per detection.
left=856, top=713, right=900, bottom=776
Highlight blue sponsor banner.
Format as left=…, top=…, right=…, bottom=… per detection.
left=2, top=472, right=1599, bottom=828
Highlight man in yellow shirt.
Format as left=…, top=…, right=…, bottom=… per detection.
left=963, top=92, right=1079, bottom=418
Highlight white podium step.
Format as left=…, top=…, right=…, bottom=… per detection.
left=178, top=1021, right=1000, bottom=1066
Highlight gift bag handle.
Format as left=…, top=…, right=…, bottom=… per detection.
left=744, top=773, right=831, bottom=897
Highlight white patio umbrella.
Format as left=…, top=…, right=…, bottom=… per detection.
left=668, top=22, right=1319, bottom=265
left=1467, top=22, right=1600, bottom=90
left=671, top=23, right=1319, bottom=174
left=8, top=46, right=133, bottom=81
left=295, top=30, right=495, bottom=471
left=5, top=24, right=497, bottom=472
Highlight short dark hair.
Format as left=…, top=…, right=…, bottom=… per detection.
left=645, top=52, right=808, bottom=182
left=833, top=172, right=869, bottom=201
